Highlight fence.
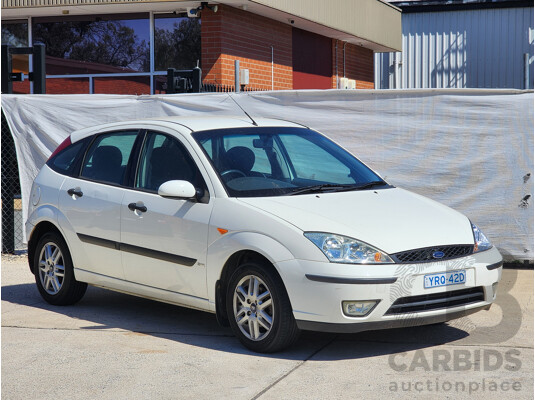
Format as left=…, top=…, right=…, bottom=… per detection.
left=1, top=110, right=24, bottom=253
left=201, top=82, right=270, bottom=93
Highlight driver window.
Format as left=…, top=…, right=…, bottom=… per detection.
left=136, top=132, right=205, bottom=192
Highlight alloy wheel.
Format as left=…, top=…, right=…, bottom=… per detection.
left=233, top=275, right=274, bottom=341
left=38, top=242, right=65, bottom=295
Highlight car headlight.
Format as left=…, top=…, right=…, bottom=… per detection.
left=304, top=232, right=394, bottom=264
left=472, top=223, right=492, bottom=252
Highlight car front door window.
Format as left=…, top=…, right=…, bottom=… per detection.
left=136, top=132, right=203, bottom=192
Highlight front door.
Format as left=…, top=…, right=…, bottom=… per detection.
left=120, top=130, right=213, bottom=299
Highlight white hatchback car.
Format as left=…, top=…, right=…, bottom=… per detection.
left=27, top=116, right=503, bottom=352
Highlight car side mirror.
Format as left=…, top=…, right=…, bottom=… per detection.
left=158, top=180, right=196, bottom=200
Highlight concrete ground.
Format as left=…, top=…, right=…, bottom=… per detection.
left=2, top=255, right=533, bottom=400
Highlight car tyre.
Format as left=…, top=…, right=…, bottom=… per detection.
left=226, top=261, right=300, bottom=352
left=33, top=231, right=87, bottom=305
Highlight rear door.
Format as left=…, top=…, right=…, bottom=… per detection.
left=120, top=130, right=213, bottom=299
left=59, top=130, right=139, bottom=279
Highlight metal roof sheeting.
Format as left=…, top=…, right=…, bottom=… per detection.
left=375, top=6, right=534, bottom=89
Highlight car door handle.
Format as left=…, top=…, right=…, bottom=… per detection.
left=67, top=188, right=83, bottom=197
left=128, top=202, right=147, bottom=213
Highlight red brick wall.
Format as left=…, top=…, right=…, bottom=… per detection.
left=13, top=77, right=150, bottom=94
left=12, top=81, right=30, bottom=94
left=331, top=40, right=374, bottom=89
left=46, top=78, right=89, bottom=94
left=93, top=77, right=151, bottom=95
left=201, top=5, right=293, bottom=90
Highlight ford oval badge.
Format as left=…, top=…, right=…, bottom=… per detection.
left=432, top=251, right=445, bottom=259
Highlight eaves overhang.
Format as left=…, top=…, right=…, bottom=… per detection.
left=243, top=0, right=402, bottom=52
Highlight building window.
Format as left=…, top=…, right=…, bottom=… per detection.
left=33, top=14, right=150, bottom=75
left=153, top=13, right=201, bottom=93
left=154, top=13, right=201, bottom=72
left=1, top=20, right=28, bottom=47
left=2, top=13, right=201, bottom=94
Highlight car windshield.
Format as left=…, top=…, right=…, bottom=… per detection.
left=192, top=126, right=387, bottom=197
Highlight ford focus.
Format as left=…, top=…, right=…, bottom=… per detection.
left=26, top=116, right=503, bottom=352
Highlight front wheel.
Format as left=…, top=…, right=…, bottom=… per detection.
left=33, top=232, right=87, bottom=305
left=226, top=261, right=300, bottom=352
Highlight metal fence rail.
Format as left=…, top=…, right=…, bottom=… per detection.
left=1, top=110, right=24, bottom=253
left=201, top=83, right=269, bottom=93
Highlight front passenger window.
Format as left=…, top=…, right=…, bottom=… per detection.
left=81, top=131, right=138, bottom=185
left=136, top=132, right=206, bottom=192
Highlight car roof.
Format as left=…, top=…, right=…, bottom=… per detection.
left=70, top=116, right=307, bottom=143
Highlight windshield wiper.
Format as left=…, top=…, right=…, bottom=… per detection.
left=286, top=184, right=359, bottom=196
left=352, top=180, right=387, bottom=190
left=285, top=181, right=387, bottom=196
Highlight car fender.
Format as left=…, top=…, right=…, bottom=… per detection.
left=28, top=205, right=89, bottom=281
left=206, top=231, right=296, bottom=304
left=27, top=204, right=58, bottom=234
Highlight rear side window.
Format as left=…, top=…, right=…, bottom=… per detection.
left=47, top=139, right=87, bottom=175
left=81, top=131, right=138, bottom=185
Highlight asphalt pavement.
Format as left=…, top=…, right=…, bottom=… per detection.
left=1, top=255, right=533, bottom=399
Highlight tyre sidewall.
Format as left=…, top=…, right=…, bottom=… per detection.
left=33, top=232, right=82, bottom=305
left=226, top=262, right=292, bottom=352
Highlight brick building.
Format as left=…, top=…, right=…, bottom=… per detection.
left=1, top=0, right=401, bottom=94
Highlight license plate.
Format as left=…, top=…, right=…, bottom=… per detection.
left=424, top=270, right=466, bottom=288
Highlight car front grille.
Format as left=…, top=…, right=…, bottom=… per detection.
left=385, top=287, right=485, bottom=315
left=391, top=244, right=474, bottom=263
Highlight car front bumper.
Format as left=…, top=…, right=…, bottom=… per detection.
left=275, top=246, right=503, bottom=332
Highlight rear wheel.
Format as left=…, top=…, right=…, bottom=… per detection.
left=34, top=232, right=87, bottom=305
left=226, top=261, right=300, bottom=352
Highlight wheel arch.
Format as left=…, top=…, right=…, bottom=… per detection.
left=214, top=249, right=287, bottom=327
left=27, top=221, right=64, bottom=274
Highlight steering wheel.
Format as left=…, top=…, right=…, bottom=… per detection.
left=221, top=169, right=247, bottom=179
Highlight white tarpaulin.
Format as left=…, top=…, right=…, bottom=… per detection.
left=2, top=89, right=533, bottom=260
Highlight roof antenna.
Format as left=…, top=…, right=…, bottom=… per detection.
left=226, top=92, right=258, bottom=126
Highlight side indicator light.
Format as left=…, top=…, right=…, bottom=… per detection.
left=217, top=228, right=228, bottom=235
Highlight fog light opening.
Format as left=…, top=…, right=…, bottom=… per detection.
left=342, top=300, right=378, bottom=317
